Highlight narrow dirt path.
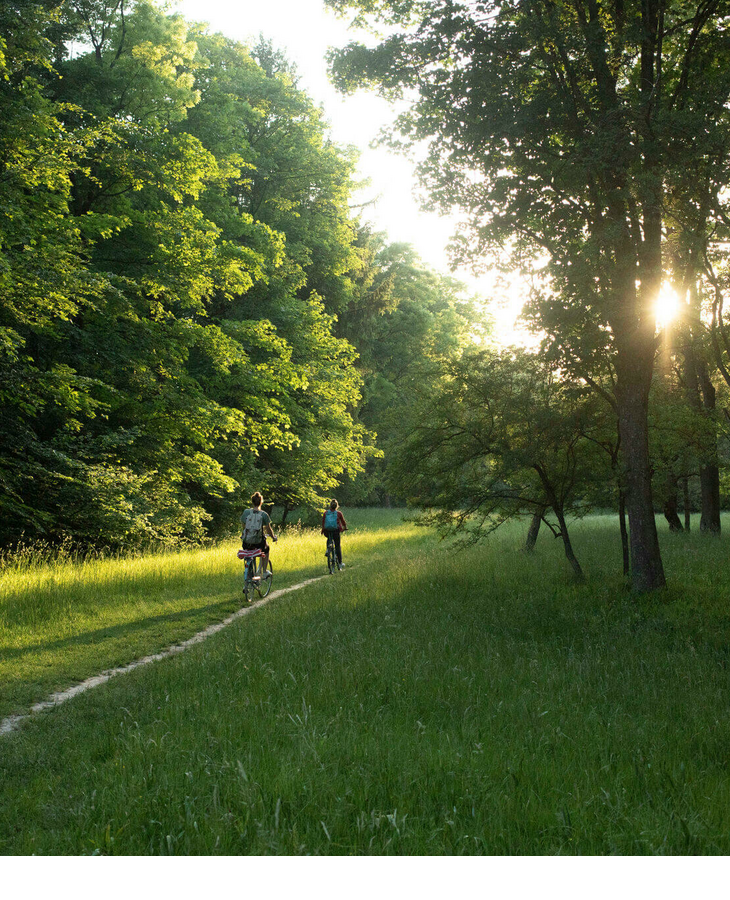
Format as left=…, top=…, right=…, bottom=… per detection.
left=0, top=573, right=328, bottom=737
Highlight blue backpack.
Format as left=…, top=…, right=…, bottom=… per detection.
left=324, top=509, right=338, bottom=530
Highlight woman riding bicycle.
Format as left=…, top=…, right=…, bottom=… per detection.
left=241, top=491, right=277, bottom=575
left=321, top=499, right=347, bottom=570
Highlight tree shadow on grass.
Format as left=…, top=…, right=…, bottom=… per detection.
left=0, top=597, right=241, bottom=663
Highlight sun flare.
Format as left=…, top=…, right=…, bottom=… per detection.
left=655, top=284, right=680, bottom=331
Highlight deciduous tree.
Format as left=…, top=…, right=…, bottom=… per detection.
left=327, top=0, right=730, bottom=590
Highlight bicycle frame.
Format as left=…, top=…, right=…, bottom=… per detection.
left=238, top=547, right=272, bottom=600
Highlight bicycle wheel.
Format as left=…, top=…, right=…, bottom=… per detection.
left=243, top=562, right=256, bottom=602
left=256, top=557, right=273, bottom=598
left=327, top=542, right=336, bottom=575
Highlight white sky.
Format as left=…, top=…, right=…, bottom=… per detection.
left=174, top=0, right=528, bottom=342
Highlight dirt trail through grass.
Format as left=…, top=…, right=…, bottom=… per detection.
left=0, top=573, right=328, bottom=737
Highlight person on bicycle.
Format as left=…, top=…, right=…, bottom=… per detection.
left=241, top=491, right=277, bottom=576
left=321, top=499, right=347, bottom=570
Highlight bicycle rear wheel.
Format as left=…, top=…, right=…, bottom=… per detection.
left=327, top=542, right=336, bottom=575
left=256, top=557, right=273, bottom=598
left=243, top=562, right=256, bottom=603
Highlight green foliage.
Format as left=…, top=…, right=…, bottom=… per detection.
left=391, top=348, right=612, bottom=529
left=0, top=0, right=382, bottom=547
left=336, top=233, right=483, bottom=505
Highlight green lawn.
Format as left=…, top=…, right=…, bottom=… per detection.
left=2, top=511, right=730, bottom=854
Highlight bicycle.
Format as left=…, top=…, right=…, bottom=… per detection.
left=325, top=531, right=338, bottom=575
left=238, top=548, right=273, bottom=602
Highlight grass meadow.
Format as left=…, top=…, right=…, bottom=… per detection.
left=2, top=509, right=730, bottom=854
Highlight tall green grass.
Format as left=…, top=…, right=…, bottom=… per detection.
left=2, top=512, right=730, bottom=854
left=0, top=510, right=422, bottom=719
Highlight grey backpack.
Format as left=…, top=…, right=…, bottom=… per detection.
left=243, top=509, right=264, bottom=544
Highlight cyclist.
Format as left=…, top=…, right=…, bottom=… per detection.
left=241, top=491, right=277, bottom=577
left=321, top=499, right=347, bottom=570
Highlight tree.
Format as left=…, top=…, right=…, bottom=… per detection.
left=391, top=349, right=615, bottom=580
left=335, top=233, right=483, bottom=505
left=0, top=2, right=376, bottom=546
left=327, top=0, right=730, bottom=590
left=29, top=0, right=282, bottom=544
left=183, top=30, right=375, bottom=517
left=196, top=32, right=365, bottom=320
left=0, top=0, right=114, bottom=539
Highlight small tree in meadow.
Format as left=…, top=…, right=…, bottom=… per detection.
left=390, top=349, right=614, bottom=580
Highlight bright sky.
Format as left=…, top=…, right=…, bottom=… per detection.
left=174, top=0, right=528, bottom=342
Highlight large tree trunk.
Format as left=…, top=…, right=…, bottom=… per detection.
left=616, top=381, right=666, bottom=591
left=524, top=504, right=545, bottom=552
left=614, top=10, right=667, bottom=592
left=610, top=66, right=666, bottom=592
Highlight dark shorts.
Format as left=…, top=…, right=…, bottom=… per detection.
left=242, top=539, right=269, bottom=554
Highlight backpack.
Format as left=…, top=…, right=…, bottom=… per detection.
left=324, top=509, right=339, bottom=530
left=243, top=509, right=264, bottom=544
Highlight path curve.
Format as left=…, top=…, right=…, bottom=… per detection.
left=0, top=573, right=328, bottom=737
